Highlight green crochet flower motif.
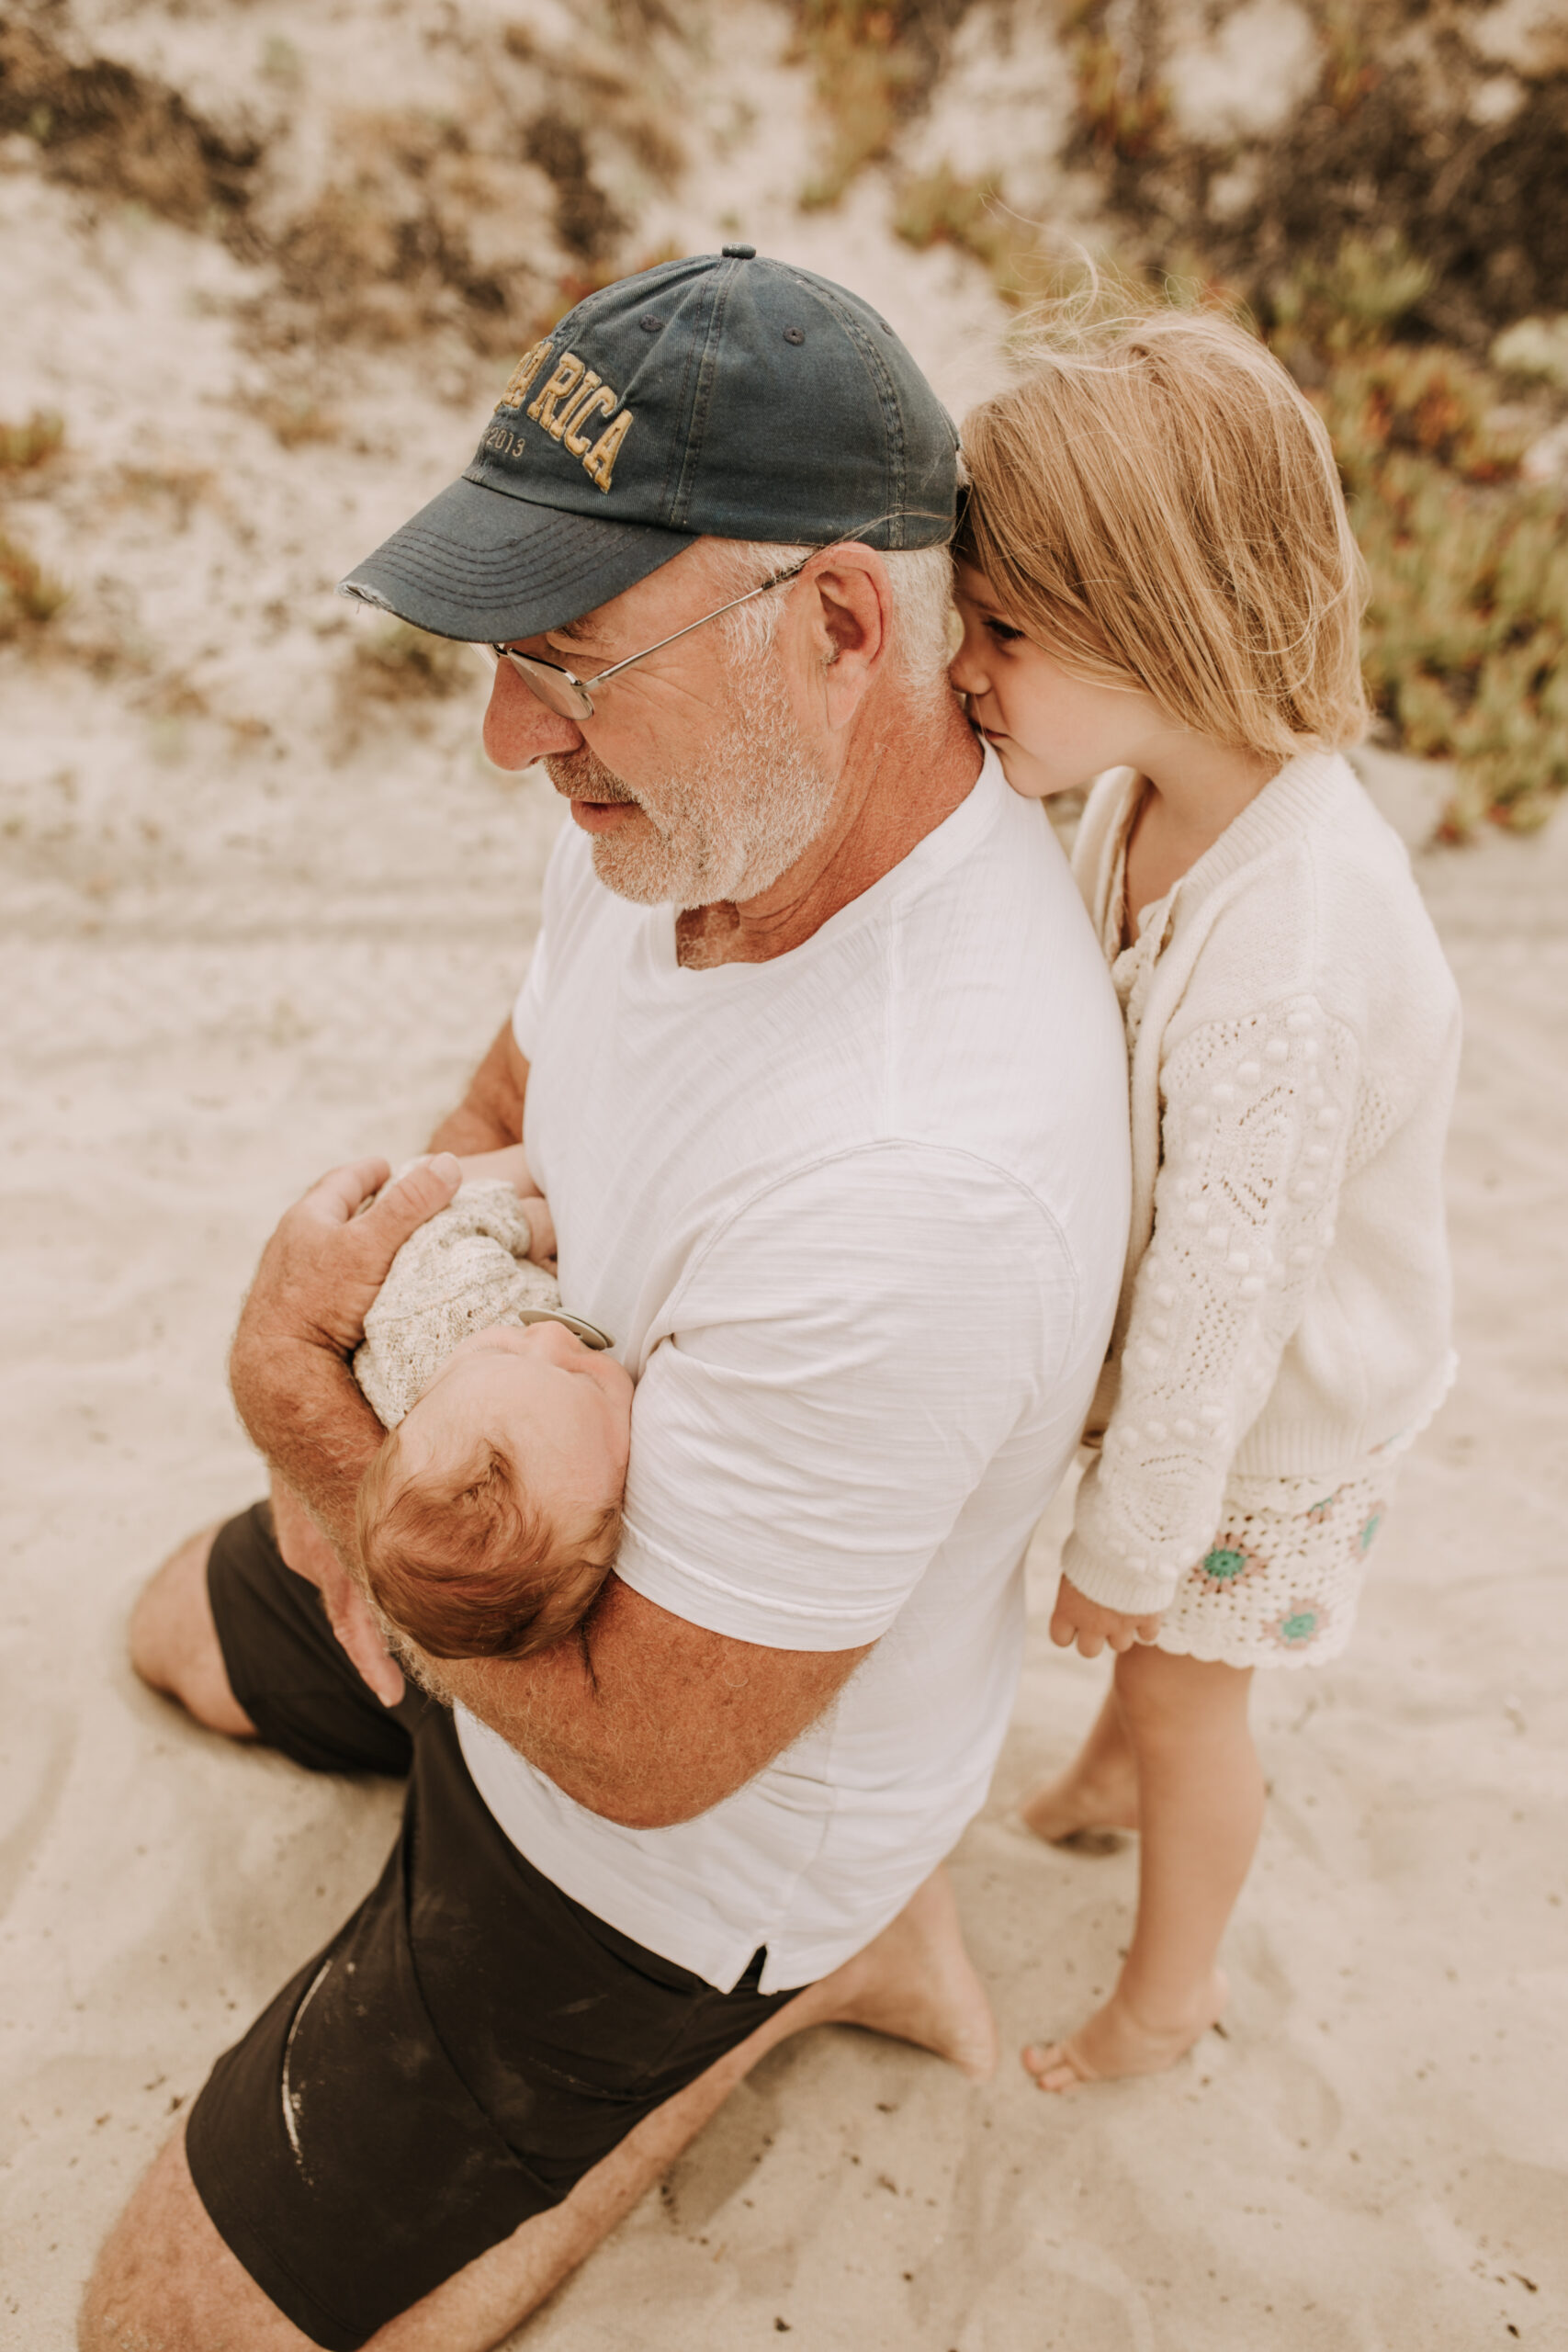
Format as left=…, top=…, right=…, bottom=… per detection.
left=1359, top=1513, right=1382, bottom=1553
left=1269, top=1600, right=1326, bottom=1648
left=1201, top=1545, right=1251, bottom=1583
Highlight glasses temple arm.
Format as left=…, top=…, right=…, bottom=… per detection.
left=587, top=559, right=812, bottom=686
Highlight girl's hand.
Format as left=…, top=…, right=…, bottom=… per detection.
left=1049, top=1574, right=1163, bottom=1659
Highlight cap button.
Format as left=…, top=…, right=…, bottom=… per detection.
left=721, top=243, right=757, bottom=259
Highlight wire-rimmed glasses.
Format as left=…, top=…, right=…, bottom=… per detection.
left=479, top=554, right=813, bottom=722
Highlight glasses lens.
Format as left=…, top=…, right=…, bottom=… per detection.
left=500, top=650, right=595, bottom=722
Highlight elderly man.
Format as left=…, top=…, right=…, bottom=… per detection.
left=83, top=251, right=1129, bottom=2350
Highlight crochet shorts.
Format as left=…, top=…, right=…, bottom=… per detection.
left=1156, top=1461, right=1401, bottom=1669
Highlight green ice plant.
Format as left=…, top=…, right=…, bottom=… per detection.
left=1309, top=334, right=1567, bottom=832
left=0, top=412, right=67, bottom=640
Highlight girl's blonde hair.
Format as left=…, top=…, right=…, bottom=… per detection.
left=959, top=301, right=1370, bottom=757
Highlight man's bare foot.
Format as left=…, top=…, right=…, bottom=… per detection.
left=1022, top=1967, right=1228, bottom=2092
left=788, top=1866, right=998, bottom=2081
left=1019, top=1759, right=1140, bottom=1846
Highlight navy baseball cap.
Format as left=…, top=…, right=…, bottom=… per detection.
left=337, top=247, right=959, bottom=644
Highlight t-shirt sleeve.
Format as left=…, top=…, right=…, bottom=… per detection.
left=613, top=1146, right=1077, bottom=1651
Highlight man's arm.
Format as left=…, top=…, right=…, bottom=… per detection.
left=435, top=1585, right=868, bottom=1830
left=426, top=1018, right=530, bottom=1156
left=228, top=1155, right=870, bottom=1826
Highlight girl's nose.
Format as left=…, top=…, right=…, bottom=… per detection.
left=948, top=632, right=989, bottom=699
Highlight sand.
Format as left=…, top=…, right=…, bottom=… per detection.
left=3, top=3, right=1566, bottom=2345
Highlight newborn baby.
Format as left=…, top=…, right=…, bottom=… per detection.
left=352, top=1147, right=633, bottom=1665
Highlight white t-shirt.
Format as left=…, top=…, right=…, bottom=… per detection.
left=456, top=749, right=1130, bottom=1992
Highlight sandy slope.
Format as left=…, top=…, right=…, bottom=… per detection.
left=2, top=4, right=1566, bottom=2345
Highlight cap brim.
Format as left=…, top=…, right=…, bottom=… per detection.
left=336, top=474, right=699, bottom=643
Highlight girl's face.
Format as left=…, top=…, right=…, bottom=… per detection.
left=950, top=560, right=1167, bottom=799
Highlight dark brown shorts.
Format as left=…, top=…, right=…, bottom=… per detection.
left=186, top=1503, right=796, bottom=2351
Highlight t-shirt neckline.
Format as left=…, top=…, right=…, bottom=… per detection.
left=642, top=741, right=1002, bottom=985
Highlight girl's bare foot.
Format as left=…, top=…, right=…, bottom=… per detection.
left=1018, top=1758, right=1140, bottom=1845
left=1022, top=1967, right=1228, bottom=2092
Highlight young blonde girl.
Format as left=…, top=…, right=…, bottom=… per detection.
left=951, top=305, right=1460, bottom=2090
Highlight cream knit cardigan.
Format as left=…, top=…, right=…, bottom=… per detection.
left=1063, top=750, right=1461, bottom=1618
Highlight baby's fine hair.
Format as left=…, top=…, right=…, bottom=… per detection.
left=356, top=1430, right=621, bottom=1662
left=959, top=297, right=1370, bottom=759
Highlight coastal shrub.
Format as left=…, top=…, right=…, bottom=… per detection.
left=894, top=166, right=1036, bottom=298
left=0, top=411, right=67, bottom=640
left=346, top=620, right=477, bottom=703
left=0, top=530, right=67, bottom=638
left=794, top=1, right=924, bottom=209
left=1319, top=357, right=1568, bottom=831
left=0, top=16, right=262, bottom=232
left=791, top=0, right=976, bottom=209
left=0, top=411, right=65, bottom=472
left=1269, top=246, right=1567, bottom=831
left=1066, top=5, right=1168, bottom=164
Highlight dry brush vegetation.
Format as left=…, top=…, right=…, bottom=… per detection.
left=804, top=0, right=1568, bottom=832
left=3, top=0, right=1565, bottom=826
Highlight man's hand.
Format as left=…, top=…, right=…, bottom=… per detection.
left=236, top=1152, right=463, bottom=1360
left=1048, top=1573, right=1163, bottom=1659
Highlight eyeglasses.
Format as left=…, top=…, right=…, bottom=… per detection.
left=481, top=554, right=813, bottom=722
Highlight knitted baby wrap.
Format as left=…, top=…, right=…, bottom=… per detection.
left=353, top=1182, right=563, bottom=1430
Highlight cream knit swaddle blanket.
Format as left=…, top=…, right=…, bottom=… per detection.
left=353, top=1181, right=562, bottom=1430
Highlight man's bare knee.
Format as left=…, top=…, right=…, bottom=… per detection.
left=80, top=2125, right=310, bottom=2352
left=130, top=1524, right=256, bottom=1740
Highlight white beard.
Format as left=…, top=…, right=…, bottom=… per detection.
left=545, top=659, right=839, bottom=910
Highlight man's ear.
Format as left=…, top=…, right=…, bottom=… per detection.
left=795, top=548, right=893, bottom=729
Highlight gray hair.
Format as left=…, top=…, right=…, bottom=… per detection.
left=716, top=537, right=956, bottom=712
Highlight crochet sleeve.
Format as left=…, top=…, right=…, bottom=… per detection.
left=1063, top=996, right=1359, bottom=1616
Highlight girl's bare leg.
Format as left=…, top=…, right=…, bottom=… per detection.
left=1018, top=1682, right=1140, bottom=1842
left=1024, top=1646, right=1261, bottom=2090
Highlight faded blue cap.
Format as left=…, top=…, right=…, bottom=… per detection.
left=338, top=247, right=959, bottom=643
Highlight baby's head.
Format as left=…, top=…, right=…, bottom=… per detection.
left=356, top=1319, right=634, bottom=1663
left=955, top=299, right=1369, bottom=780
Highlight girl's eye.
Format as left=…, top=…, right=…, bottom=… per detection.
left=985, top=616, right=1024, bottom=645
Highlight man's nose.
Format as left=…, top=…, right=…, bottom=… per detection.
left=482, top=660, right=585, bottom=771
